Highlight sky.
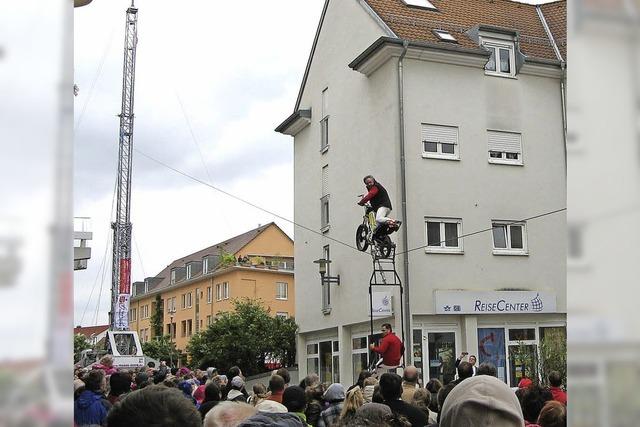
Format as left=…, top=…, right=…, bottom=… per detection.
left=73, top=0, right=325, bottom=327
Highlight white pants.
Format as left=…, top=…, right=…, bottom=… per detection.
left=375, top=207, right=392, bottom=226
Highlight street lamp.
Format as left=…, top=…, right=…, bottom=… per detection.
left=313, top=258, right=340, bottom=286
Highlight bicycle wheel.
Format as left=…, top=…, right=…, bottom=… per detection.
left=356, top=224, right=369, bottom=252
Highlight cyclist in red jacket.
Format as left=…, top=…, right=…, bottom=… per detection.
left=358, top=175, right=401, bottom=241
left=370, top=323, right=404, bottom=374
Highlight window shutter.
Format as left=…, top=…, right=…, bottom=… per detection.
left=322, top=165, right=329, bottom=197
left=488, top=130, right=521, bottom=153
left=422, top=124, right=458, bottom=145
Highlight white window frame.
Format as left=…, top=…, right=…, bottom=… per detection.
left=481, top=38, right=516, bottom=78
left=320, top=87, right=329, bottom=153
left=216, top=283, right=222, bottom=301
left=206, top=315, right=212, bottom=326
left=276, top=312, right=289, bottom=319
left=321, top=245, right=331, bottom=314
left=207, top=286, right=212, bottom=303
left=222, top=282, right=229, bottom=300
left=491, top=220, right=528, bottom=255
left=487, top=130, right=523, bottom=166
left=402, top=0, right=437, bottom=10
left=421, top=124, right=460, bottom=160
left=170, top=269, right=176, bottom=285
left=424, top=217, right=464, bottom=254
left=181, top=294, right=186, bottom=309
left=186, top=292, right=193, bottom=308
left=186, top=264, right=192, bottom=279
left=276, top=282, right=288, bottom=300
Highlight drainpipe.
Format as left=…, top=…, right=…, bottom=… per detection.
left=560, top=61, right=567, bottom=176
left=397, top=39, right=412, bottom=365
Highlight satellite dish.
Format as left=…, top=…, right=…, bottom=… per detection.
left=74, top=0, right=93, bottom=7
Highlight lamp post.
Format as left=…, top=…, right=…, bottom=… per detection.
left=313, top=258, right=340, bottom=286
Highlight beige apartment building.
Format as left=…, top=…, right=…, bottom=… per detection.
left=129, top=223, right=295, bottom=353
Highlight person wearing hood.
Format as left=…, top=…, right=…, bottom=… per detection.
left=317, top=383, right=345, bottom=427
left=74, top=370, right=111, bottom=427
left=227, top=376, right=248, bottom=402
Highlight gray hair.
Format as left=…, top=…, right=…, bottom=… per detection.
left=204, top=401, right=257, bottom=427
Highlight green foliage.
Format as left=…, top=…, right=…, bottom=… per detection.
left=150, top=294, right=163, bottom=338
left=74, top=334, right=92, bottom=363
left=187, top=298, right=298, bottom=375
left=513, top=328, right=566, bottom=386
left=142, top=335, right=180, bottom=364
left=219, top=251, right=237, bottom=268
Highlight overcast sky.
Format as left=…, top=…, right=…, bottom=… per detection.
left=74, top=0, right=325, bottom=327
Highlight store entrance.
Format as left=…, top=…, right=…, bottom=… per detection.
left=425, top=332, right=457, bottom=385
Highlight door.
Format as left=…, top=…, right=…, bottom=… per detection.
left=425, top=331, right=457, bottom=385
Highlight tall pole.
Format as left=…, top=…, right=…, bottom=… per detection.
left=110, top=3, right=139, bottom=330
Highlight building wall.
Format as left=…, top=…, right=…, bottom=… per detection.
left=237, top=226, right=293, bottom=258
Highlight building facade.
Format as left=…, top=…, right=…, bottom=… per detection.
left=129, top=223, right=295, bottom=354
left=277, top=0, right=566, bottom=387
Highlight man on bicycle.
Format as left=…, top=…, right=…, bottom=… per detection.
left=358, top=175, right=401, bottom=240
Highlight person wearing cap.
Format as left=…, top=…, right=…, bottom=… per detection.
left=282, top=386, right=312, bottom=426
left=440, top=374, right=525, bottom=427
left=317, top=383, right=345, bottom=427
left=227, top=376, right=247, bottom=402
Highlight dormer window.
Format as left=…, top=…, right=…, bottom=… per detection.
left=481, top=39, right=516, bottom=78
left=186, top=264, right=192, bottom=280
left=170, top=269, right=176, bottom=285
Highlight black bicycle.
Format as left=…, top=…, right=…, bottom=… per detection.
left=355, top=201, right=394, bottom=258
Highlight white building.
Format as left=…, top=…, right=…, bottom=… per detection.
left=277, top=0, right=566, bottom=387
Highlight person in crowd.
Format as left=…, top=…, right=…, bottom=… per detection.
left=434, top=382, right=458, bottom=425
left=74, top=370, right=111, bottom=427
left=171, top=367, right=179, bottom=376
left=362, top=376, right=378, bottom=403
left=92, top=354, right=117, bottom=376
left=107, top=371, right=132, bottom=405
left=178, top=380, right=198, bottom=405
left=267, top=374, right=286, bottom=403
left=225, top=366, right=247, bottom=400
left=476, top=362, right=498, bottom=377
left=214, top=374, right=228, bottom=394
left=425, top=378, right=442, bottom=415
left=454, top=361, right=474, bottom=384
left=317, top=383, right=346, bottom=427
left=238, top=412, right=306, bottom=426
left=163, top=377, right=178, bottom=388
left=547, top=371, right=567, bottom=405
left=339, top=385, right=364, bottom=425
left=249, top=383, right=269, bottom=406
left=439, top=375, right=524, bottom=427
left=207, top=366, right=218, bottom=380
left=400, top=366, right=420, bottom=402
left=372, top=385, right=384, bottom=404
left=199, top=382, right=222, bottom=421
left=134, top=371, right=152, bottom=390
left=283, top=385, right=312, bottom=426
left=304, top=382, right=324, bottom=426
left=454, top=352, right=477, bottom=376
left=348, top=370, right=372, bottom=393
left=411, top=388, right=437, bottom=425
left=518, top=377, right=533, bottom=389
left=537, top=400, right=566, bottom=427
left=354, top=403, right=393, bottom=425
left=369, top=323, right=403, bottom=374
left=74, top=378, right=85, bottom=400
left=300, top=373, right=320, bottom=389
left=521, top=385, right=553, bottom=426
left=227, top=376, right=248, bottom=402
left=193, top=378, right=207, bottom=405
left=276, top=367, right=291, bottom=388
left=378, top=372, right=427, bottom=427
left=204, top=401, right=257, bottom=427
left=107, top=385, right=201, bottom=427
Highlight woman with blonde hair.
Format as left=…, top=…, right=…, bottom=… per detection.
left=339, top=385, right=365, bottom=424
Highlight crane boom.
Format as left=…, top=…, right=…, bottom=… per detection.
left=111, top=4, right=138, bottom=331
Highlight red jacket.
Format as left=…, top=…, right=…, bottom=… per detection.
left=372, top=333, right=403, bottom=366
left=550, top=386, right=567, bottom=405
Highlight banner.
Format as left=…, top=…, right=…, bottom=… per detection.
left=114, top=293, right=130, bottom=330
left=119, top=258, right=131, bottom=294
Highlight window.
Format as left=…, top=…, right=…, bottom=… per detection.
left=206, top=315, right=212, bottom=326
left=130, top=308, right=137, bottom=321
left=276, top=312, right=289, bottom=319
left=403, top=0, right=436, bottom=9
left=425, top=218, right=463, bottom=253
left=482, top=39, right=516, bottom=77
left=187, top=319, right=193, bottom=337
left=186, top=264, right=192, bottom=279
left=487, top=130, right=523, bottom=165
left=421, top=124, right=459, bottom=160
left=186, top=292, right=193, bottom=308
left=181, top=294, right=186, bottom=309
left=433, top=29, right=456, bottom=42
left=222, top=282, right=229, bottom=299
left=322, top=245, right=331, bottom=314
left=321, top=165, right=330, bottom=231
left=203, top=258, right=209, bottom=274
left=492, top=221, right=528, bottom=255
left=276, top=282, right=288, bottom=300
left=216, top=283, right=222, bottom=301
left=207, top=286, right=212, bottom=303
left=320, top=88, right=329, bottom=152
left=167, top=297, right=176, bottom=313
left=170, top=269, right=176, bottom=285
left=307, top=339, right=340, bottom=384
left=181, top=320, right=187, bottom=337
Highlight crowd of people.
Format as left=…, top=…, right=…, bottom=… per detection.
left=73, top=354, right=567, bottom=427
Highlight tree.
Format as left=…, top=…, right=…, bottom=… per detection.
left=74, top=333, right=92, bottom=363
left=187, top=298, right=298, bottom=376
left=150, top=294, right=163, bottom=338
left=142, top=335, right=180, bottom=365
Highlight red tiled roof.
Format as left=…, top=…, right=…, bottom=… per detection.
left=363, top=0, right=566, bottom=61
left=74, top=324, right=109, bottom=338
left=540, top=1, right=567, bottom=60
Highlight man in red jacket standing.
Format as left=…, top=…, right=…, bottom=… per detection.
left=370, top=323, right=403, bottom=375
